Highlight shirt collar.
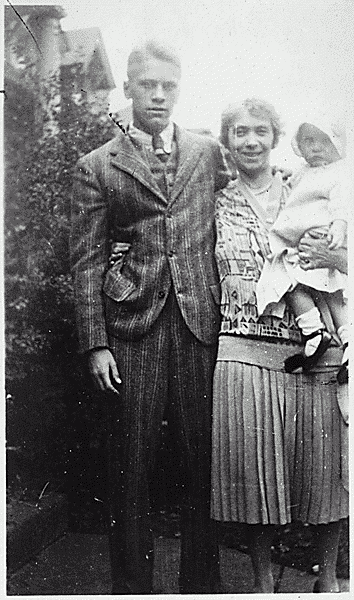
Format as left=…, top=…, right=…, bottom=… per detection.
left=128, top=121, right=174, bottom=154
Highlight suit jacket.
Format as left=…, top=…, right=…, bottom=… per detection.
left=70, top=125, right=229, bottom=352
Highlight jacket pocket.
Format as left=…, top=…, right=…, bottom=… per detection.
left=209, top=283, right=221, bottom=305
left=103, top=267, right=135, bottom=302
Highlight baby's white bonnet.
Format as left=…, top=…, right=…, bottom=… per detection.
left=291, top=113, right=346, bottom=158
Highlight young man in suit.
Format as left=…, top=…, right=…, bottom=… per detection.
left=70, top=40, right=229, bottom=594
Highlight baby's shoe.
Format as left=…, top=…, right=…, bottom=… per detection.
left=284, top=329, right=332, bottom=373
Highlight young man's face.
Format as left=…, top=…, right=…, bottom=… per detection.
left=124, top=57, right=181, bottom=134
left=297, top=123, right=341, bottom=167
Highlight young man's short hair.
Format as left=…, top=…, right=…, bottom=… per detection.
left=127, top=40, right=181, bottom=79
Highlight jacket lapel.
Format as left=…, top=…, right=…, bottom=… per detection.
left=170, top=126, right=204, bottom=202
left=109, top=131, right=168, bottom=204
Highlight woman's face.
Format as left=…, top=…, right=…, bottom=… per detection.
left=227, top=108, right=274, bottom=175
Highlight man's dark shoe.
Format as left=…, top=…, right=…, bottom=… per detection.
left=111, top=581, right=153, bottom=595
left=179, top=580, right=225, bottom=594
left=111, top=582, right=133, bottom=594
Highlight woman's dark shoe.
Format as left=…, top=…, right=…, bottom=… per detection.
left=284, top=329, right=332, bottom=374
left=337, top=343, right=348, bottom=384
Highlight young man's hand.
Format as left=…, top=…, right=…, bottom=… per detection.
left=88, top=348, right=121, bottom=394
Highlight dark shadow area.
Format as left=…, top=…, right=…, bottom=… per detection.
left=63, top=388, right=349, bottom=579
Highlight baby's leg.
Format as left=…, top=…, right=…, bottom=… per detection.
left=286, top=285, right=328, bottom=357
left=322, top=290, right=347, bottom=331
left=286, top=284, right=316, bottom=316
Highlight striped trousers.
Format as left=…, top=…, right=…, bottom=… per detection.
left=106, top=292, right=219, bottom=593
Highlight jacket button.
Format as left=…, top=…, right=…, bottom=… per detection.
left=158, top=291, right=166, bottom=299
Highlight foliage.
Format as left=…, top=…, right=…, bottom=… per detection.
left=5, top=65, right=117, bottom=381
left=5, top=64, right=118, bottom=494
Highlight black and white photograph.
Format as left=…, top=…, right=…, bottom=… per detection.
left=4, top=0, right=352, bottom=596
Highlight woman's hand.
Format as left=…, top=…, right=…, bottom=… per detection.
left=298, top=228, right=348, bottom=274
left=327, top=219, right=347, bottom=250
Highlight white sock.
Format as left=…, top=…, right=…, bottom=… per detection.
left=337, top=325, right=348, bottom=364
left=296, top=307, right=324, bottom=357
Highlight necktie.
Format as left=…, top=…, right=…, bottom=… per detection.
left=152, top=133, right=169, bottom=163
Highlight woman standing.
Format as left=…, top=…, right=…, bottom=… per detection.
left=211, top=99, right=348, bottom=593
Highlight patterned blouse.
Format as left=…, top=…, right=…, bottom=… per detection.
left=215, top=177, right=302, bottom=345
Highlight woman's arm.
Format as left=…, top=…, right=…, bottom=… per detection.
left=298, top=229, right=348, bottom=274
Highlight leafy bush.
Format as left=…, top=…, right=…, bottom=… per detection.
left=5, top=67, right=117, bottom=380
left=5, top=65, right=118, bottom=494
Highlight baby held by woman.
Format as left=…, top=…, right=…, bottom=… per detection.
left=257, top=117, right=348, bottom=383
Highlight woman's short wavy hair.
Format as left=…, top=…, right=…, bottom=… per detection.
left=220, top=98, right=284, bottom=151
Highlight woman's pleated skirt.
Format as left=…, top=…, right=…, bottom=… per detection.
left=211, top=344, right=349, bottom=525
